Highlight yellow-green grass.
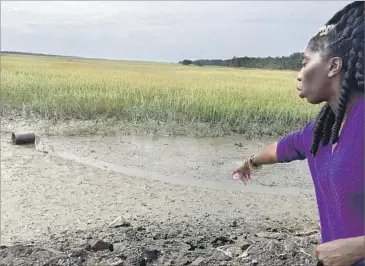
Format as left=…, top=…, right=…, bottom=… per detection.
left=1, top=54, right=320, bottom=136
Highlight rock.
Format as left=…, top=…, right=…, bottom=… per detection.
left=107, top=258, right=124, bottom=266
left=266, top=240, right=280, bottom=252
left=227, top=246, right=244, bottom=258
left=91, top=240, right=113, bottom=252
left=191, top=256, right=205, bottom=266
left=167, top=230, right=178, bottom=239
left=69, top=248, right=88, bottom=257
left=178, top=256, right=192, bottom=265
left=185, top=237, right=206, bottom=251
left=211, top=236, right=235, bottom=247
left=284, top=242, right=298, bottom=256
left=139, top=247, right=162, bottom=264
left=112, top=243, right=124, bottom=254
left=231, top=220, right=238, bottom=227
left=234, top=142, right=243, bottom=147
left=109, top=216, right=131, bottom=228
left=308, top=235, right=320, bottom=244
left=239, top=243, right=252, bottom=259
left=241, top=241, right=251, bottom=251
left=215, top=248, right=233, bottom=261
left=255, top=232, right=285, bottom=240
left=265, top=226, right=278, bottom=232
left=278, top=253, right=288, bottom=260
left=251, top=259, right=258, bottom=265
left=84, top=244, right=92, bottom=251
left=294, top=230, right=318, bottom=237
left=152, top=232, right=161, bottom=240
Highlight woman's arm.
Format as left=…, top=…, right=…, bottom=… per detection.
left=233, top=121, right=314, bottom=182
left=250, top=121, right=314, bottom=167
left=250, top=142, right=278, bottom=166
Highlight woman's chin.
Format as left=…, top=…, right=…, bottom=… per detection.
left=298, top=90, right=305, bottom=98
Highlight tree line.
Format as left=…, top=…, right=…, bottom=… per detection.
left=179, top=52, right=304, bottom=71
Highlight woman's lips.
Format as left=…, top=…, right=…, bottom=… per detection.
left=297, top=87, right=304, bottom=98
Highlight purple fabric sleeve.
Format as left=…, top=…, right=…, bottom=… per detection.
left=276, top=121, right=314, bottom=163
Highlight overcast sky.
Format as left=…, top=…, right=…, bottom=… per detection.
left=1, top=1, right=352, bottom=62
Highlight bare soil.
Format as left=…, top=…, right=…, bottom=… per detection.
left=1, top=118, right=321, bottom=266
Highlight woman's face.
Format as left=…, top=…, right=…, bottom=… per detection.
left=296, top=47, right=341, bottom=105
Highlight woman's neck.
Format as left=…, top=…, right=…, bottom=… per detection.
left=328, top=92, right=363, bottom=118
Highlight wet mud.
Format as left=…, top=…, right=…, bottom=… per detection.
left=1, top=121, right=321, bottom=265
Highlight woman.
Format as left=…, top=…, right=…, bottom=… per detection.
left=232, top=2, right=364, bottom=266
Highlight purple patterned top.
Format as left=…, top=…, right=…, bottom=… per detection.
left=276, top=98, right=364, bottom=243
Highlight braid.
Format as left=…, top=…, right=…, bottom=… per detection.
left=310, top=104, right=331, bottom=156
left=325, top=1, right=360, bottom=25
left=307, top=1, right=364, bottom=156
left=356, top=50, right=364, bottom=88
left=321, top=107, right=335, bottom=147
left=331, top=19, right=364, bottom=143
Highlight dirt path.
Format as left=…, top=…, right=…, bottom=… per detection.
left=0, top=120, right=321, bottom=265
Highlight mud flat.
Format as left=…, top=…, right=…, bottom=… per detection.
left=1, top=119, right=320, bottom=265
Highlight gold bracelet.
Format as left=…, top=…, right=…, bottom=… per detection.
left=244, top=154, right=262, bottom=172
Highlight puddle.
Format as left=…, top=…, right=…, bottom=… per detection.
left=34, top=134, right=314, bottom=197
left=52, top=150, right=312, bottom=196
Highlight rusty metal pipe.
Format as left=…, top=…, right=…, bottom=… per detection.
left=11, top=132, right=36, bottom=145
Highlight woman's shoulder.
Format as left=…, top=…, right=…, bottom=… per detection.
left=301, top=119, right=315, bottom=140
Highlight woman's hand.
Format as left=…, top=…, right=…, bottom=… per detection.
left=232, top=163, right=252, bottom=185
left=316, top=237, right=365, bottom=266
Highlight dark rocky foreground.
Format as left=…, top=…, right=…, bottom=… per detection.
left=0, top=217, right=320, bottom=266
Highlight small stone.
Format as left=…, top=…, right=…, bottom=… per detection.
left=113, top=243, right=124, bottom=254
left=180, top=258, right=192, bottom=265
left=294, top=230, right=318, bottom=237
left=109, top=259, right=124, bottom=266
left=91, top=240, right=113, bottom=252
left=284, top=242, right=298, bottom=256
left=109, top=216, right=131, bottom=228
left=84, top=244, right=92, bottom=251
left=241, top=242, right=251, bottom=251
left=231, top=220, right=238, bottom=227
left=278, top=253, right=288, bottom=260
left=309, top=235, right=320, bottom=244
left=69, top=248, right=88, bottom=257
left=140, top=247, right=162, bottom=263
left=266, top=240, right=280, bottom=252
left=255, top=232, right=285, bottom=240
left=152, top=232, right=161, bottom=240
left=251, top=259, right=258, bottom=265
left=211, top=236, right=235, bottom=246
left=191, top=256, right=205, bottom=266
left=214, top=247, right=234, bottom=261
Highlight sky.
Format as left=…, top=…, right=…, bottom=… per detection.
left=1, top=1, right=352, bottom=63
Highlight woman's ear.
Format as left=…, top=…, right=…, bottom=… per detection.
left=328, top=56, right=343, bottom=78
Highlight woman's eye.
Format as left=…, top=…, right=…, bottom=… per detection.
left=301, top=62, right=307, bottom=68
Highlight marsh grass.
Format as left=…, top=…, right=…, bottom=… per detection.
left=1, top=54, right=320, bottom=136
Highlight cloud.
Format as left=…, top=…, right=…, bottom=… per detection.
left=1, top=1, right=352, bottom=62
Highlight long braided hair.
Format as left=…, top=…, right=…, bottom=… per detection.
left=308, top=1, right=364, bottom=157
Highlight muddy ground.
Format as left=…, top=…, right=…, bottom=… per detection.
left=1, top=118, right=321, bottom=265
